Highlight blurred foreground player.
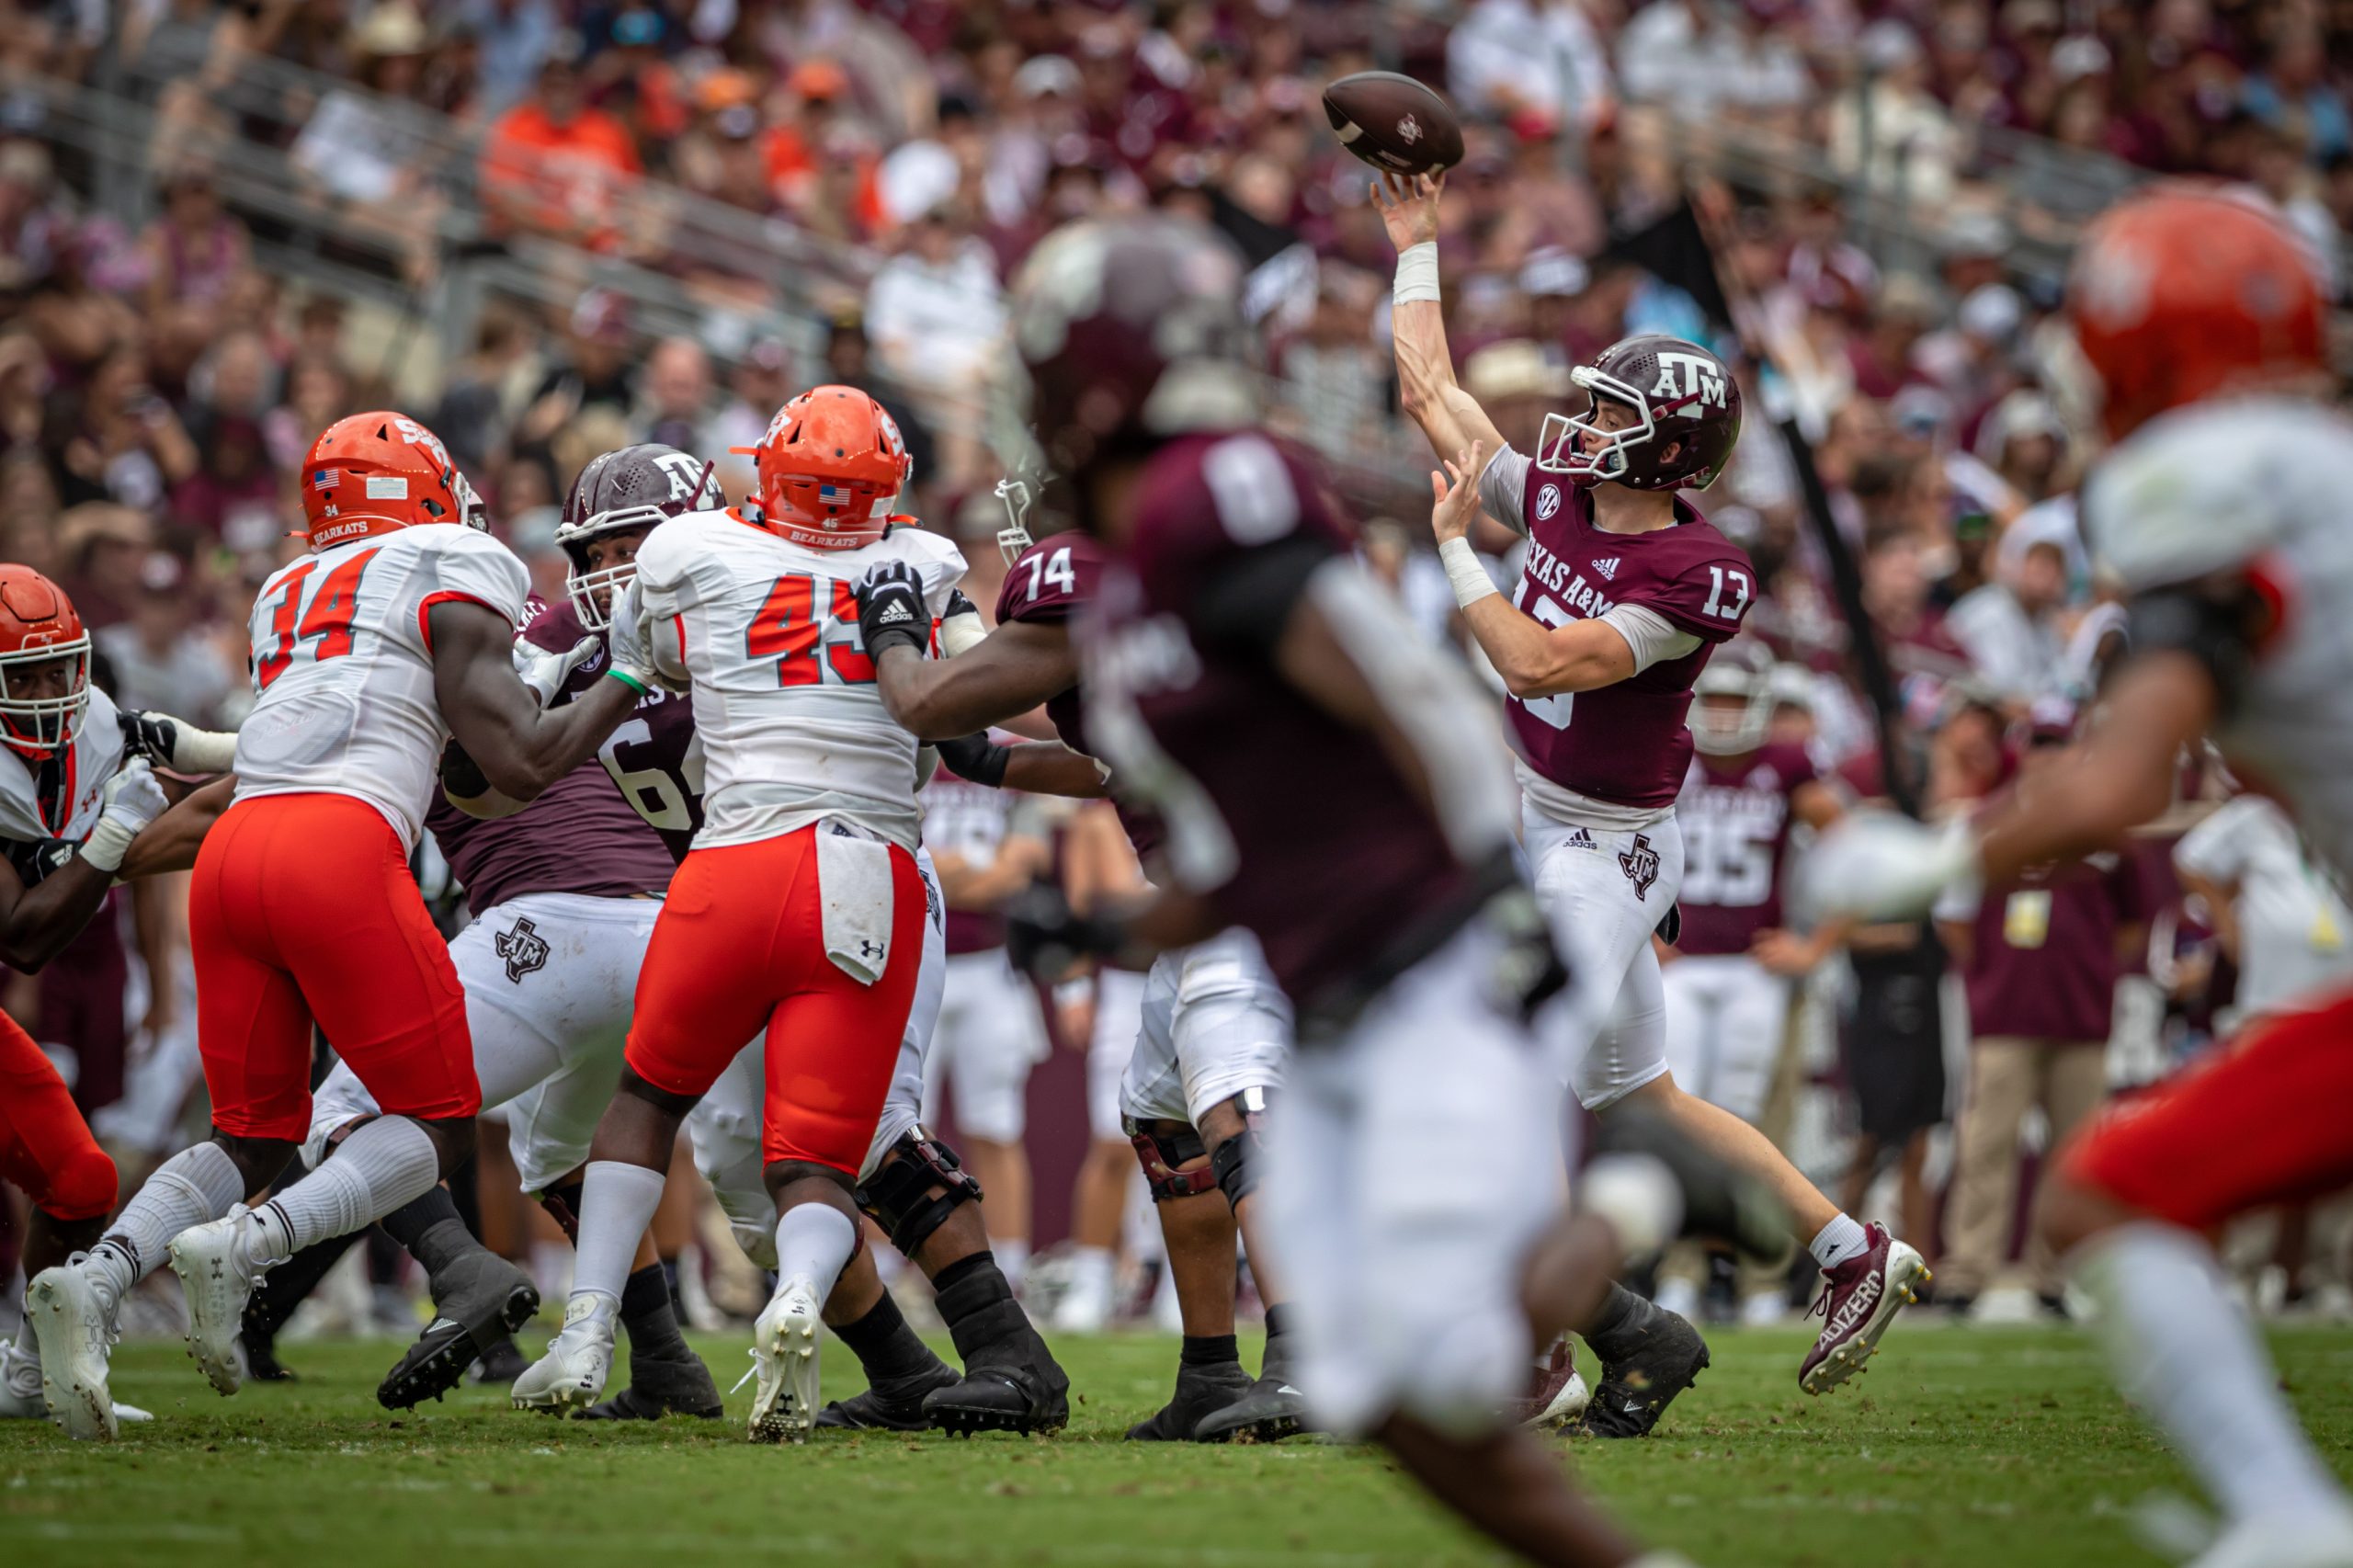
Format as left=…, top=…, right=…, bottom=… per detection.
left=30, top=413, right=641, bottom=1438
left=985, top=212, right=1721, bottom=1565
left=1810, top=188, right=2353, bottom=1568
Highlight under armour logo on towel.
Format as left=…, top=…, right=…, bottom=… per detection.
left=494, top=916, right=551, bottom=983
left=858, top=937, right=884, bottom=961
left=1618, top=834, right=1660, bottom=901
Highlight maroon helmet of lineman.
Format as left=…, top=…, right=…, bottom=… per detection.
left=556, top=442, right=722, bottom=628
left=1005, top=215, right=1260, bottom=494
left=1535, top=334, right=1743, bottom=493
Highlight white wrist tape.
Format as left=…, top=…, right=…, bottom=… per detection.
left=81, top=813, right=138, bottom=875
left=1393, top=241, right=1440, bottom=305
left=1438, top=535, right=1498, bottom=608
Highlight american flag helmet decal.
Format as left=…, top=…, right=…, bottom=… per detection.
left=312, top=468, right=340, bottom=491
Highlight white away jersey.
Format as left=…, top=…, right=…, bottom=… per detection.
left=0, top=685, right=129, bottom=846
left=231, top=525, right=530, bottom=846
left=2086, top=399, right=2353, bottom=883
left=2172, top=794, right=2353, bottom=1021
left=631, top=512, right=964, bottom=852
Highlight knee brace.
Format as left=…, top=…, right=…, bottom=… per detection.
left=39, top=1143, right=119, bottom=1224
left=536, top=1176, right=585, bottom=1244
left=1125, top=1117, right=1218, bottom=1202
left=1207, top=1087, right=1270, bottom=1211
left=853, top=1128, right=982, bottom=1259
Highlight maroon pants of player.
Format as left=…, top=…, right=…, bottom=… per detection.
left=0, top=1008, right=118, bottom=1223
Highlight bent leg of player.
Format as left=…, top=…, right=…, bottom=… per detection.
left=0, top=1017, right=148, bottom=1430
left=1055, top=965, right=1147, bottom=1334
left=1119, top=949, right=1251, bottom=1441
left=2040, top=995, right=2353, bottom=1568
left=932, top=949, right=1049, bottom=1289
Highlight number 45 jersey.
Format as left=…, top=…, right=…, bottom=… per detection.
left=233, top=526, right=530, bottom=846
left=631, top=509, right=965, bottom=853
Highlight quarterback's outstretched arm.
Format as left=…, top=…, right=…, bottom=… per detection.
left=428, top=600, right=641, bottom=801
left=1376, top=173, right=1506, bottom=471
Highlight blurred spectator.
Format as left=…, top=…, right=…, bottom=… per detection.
left=46, top=346, right=199, bottom=514
left=636, top=335, right=715, bottom=453
left=55, top=503, right=156, bottom=630
left=1830, top=22, right=1962, bottom=206
left=1618, top=0, right=1809, bottom=117
left=139, top=165, right=250, bottom=320
left=821, top=308, right=934, bottom=501
left=710, top=335, right=792, bottom=496
left=1450, top=0, right=1615, bottom=133
left=456, top=0, right=561, bottom=119
left=864, top=203, right=1006, bottom=399
left=431, top=309, right=533, bottom=474
left=515, top=289, right=636, bottom=452
left=481, top=52, right=643, bottom=249
left=291, top=5, right=436, bottom=206
left=93, top=551, right=237, bottom=723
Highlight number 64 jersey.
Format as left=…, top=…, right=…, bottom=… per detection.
left=631, top=509, right=964, bottom=853
left=232, top=526, right=530, bottom=846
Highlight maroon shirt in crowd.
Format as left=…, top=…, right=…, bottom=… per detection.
left=1083, top=430, right=1473, bottom=1009
left=1952, top=846, right=2150, bottom=1043
left=1674, top=742, right=1818, bottom=956
left=1502, top=464, right=1755, bottom=808
left=923, top=766, right=1021, bottom=955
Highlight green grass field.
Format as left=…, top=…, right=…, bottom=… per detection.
left=5, top=1323, right=2351, bottom=1567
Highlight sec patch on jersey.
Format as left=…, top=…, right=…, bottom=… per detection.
left=1322, top=71, right=1464, bottom=176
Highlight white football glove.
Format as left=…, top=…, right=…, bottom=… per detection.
left=514, top=634, right=600, bottom=709
left=607, top=579, right=685, bottom=695
left=1798, top=811, right=1981, bottom=923
left=80, top=759, right=171, bottom=874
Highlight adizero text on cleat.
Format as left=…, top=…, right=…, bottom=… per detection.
left=1800, top=1222, right=1928, bottom=1396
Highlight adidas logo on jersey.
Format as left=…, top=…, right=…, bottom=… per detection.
left=1593, top=557, right=1620, bottom=581
left=1563, top=827, right=1597, bottom=849
left=874, top=601, right=915, bottom=625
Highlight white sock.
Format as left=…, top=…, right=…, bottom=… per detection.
left=773, top=1204, right=858, bottom=1299
left=91, top=1141, right=244, bottom=1295
left=570, top=1160, right=666, bottom=1310
left=995, top=1238, right=1030, bottom=1294
left=1809, top=1213, right=1871, bottom=1270
left=2078, top=1222, right=2353, bottom=1526
left=1066, top=1245, right=1116, bottom=1301
left=256, top=1117, right=438, bottom=1263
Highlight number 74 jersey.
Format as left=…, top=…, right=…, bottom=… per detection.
left=232, top=526, right=530, bottom=847
left=631, top=509, right=966, bottom=854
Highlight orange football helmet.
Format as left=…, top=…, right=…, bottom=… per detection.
left=0, top=565, right=90, bottom=756
left=301, top=412, right=478, bottom=551
left=2069, top=187, right=2325, bottom=442
left=733, top=386, right=912, bottom=551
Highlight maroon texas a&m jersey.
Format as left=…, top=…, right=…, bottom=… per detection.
left=1673, top=742, right=1817, bottom=955
left=1082, top=430, right=1474, bottom=1007
left=1494, top=454, right=1756, bottom=809
left=426, top=597, right=695, bottom=916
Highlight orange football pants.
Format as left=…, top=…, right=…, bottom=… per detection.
left=191, top=793, right=478, bottom=1142
left=0, top=1010, right=117, bottom=1221
left=2061, top=985, right=2353, bottom=1231
left=624, top=824, right=924, bottom=1174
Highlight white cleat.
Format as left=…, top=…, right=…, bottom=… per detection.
left=746, top=1277, right=823, bottom=1444
left=168, top=1208, right=269, bottom=1396
left=511, top=1295, right=616, bottom=1415
left=0, top=1336, right=46, bottom=1418
left=2187, top=1513, right=2353, bottom=1568
left=28, top=1259, right=123, bottom=1441
left=1049, top=1280, right=1114, bottom=1335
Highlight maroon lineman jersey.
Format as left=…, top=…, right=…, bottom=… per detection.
left=1497, top=458, right=1756, bottom=807
left=1672, top=742, right=1818, bottom=956
left=1082, top=430, right=1475, bottom=1008
left=426, top=599, right=693, bottom=916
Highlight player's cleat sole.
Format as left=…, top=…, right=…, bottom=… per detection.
left=377, top=1261, right=540, bottom=1410
left=1127, top=1360, right=1255, bottom=1442
left=28, top=1265, right=119, bottom=1442
left=1800, top=1229, right=1929, bottom=1397
left=581, top=1347, right=726, bottom=1422
left=815, top=1364, right=959, bottom=1431
left=1580, top=1296, right=1711, bottom=1439
left=747, top=1279, right=823, bottom=1444
left=169, top=1214, right=265, bottom=1398
left=922, top=1365, right=1073, bottom=1437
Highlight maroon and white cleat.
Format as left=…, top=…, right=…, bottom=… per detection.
left=1506, top=1336, right=1591, bottom=1429
left=1800, top=1222, right=1928, bottom=1396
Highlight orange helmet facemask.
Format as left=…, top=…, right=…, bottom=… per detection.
left=301, top=411, right=478, bottom=551
left=732, top=386, right=913, bottom=551
left=0, top=565, right=90, bottom=757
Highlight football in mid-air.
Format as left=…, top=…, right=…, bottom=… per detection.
left=1322, top=71, right=1465, bottom=177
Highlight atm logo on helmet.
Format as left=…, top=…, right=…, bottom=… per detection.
left=1649, top=352, right=1728, bottom=418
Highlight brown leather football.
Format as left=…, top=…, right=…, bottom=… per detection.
left=1322, top=71, right=1465, bottom=176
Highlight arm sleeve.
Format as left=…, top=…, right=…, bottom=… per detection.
left=2172, top=798, right=2256, bottom=885
left=1597, top=603, right=1704, bottom=674
left=1478, top=444, right=1532, bottom=536
left=1191, top=534, right=1341, bottom=657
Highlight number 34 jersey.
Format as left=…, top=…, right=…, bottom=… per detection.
left=631, top=509, right=965, bottom=854
left=232, top=525, right=530, bottom=847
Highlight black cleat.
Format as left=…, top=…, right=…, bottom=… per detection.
left=815, top=1362, right=960, bottom=1430
left=376, top=1252, right=540, bottom=1410
left=241, top=1228, right=366, bottom=1383
left=1192, top=1334, right=1308, bottom=1444
left=1578, top=1294, right=1710, bottom=1439
left=469, top=1335, right=528, bottom=1387
left=244, top=1329, right=298, bottom=1382
left=1127, top=1360, right=1253, bottom=1442
left=1592, top=1109, right=1790, bottom=1261
left=925, top=1264, right=1071, bottom=1437
left=580, top=1345, right=724, bottom=1421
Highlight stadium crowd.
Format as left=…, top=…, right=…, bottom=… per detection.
left=1, top=0, right=2350, bottom=1340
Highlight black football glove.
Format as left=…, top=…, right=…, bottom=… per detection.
left=1004, top=883, right=1124, bottom=982
left=119, top=709, right=238, bottom=773
left=855, top=561, right=928, bottom=661
left=935, top=732, right=1011, bottom=788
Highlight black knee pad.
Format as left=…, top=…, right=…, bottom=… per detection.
left=1207, top=1087, right=1271, bottom=1210
left=853, top=1129, right=982, bottom=1259
left=1125, top=1118, right=1218, bottom=1202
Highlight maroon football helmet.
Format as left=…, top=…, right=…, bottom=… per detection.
left=557, top=442, right=721, bottom=628
left=1535, top=335, right=1743, bottom=493
left=1006, top=215, right=1260, bottom=487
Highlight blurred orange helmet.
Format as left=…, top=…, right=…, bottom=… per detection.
left=734, top=385, right=912, bottom=551
left=0, top=564, right=89, bottom=756
left=301, top=412, right=482, bottom=551
left=2068, top=187, right=2325, bottom=442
